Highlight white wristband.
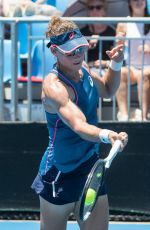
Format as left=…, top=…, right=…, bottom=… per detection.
left=99, top=129, right=111, bottom=143
left=109, top=60, right=123, bottom=71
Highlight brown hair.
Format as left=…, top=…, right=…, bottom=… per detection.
left=128, top=0, right=150, bottom=35
left=46, top=16, right=78, bottom=38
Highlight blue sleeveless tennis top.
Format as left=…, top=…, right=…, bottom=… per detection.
left=39, top=65, right=99, bottom=174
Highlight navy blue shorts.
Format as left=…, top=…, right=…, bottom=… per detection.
left=31, top=154, right=107, bottom=205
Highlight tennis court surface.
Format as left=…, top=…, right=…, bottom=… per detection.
left=1, top=221, right=150, bottom=230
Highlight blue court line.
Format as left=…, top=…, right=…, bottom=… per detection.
left=1, top=221, right=150, bottom=230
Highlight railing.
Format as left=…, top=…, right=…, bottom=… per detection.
left=0, top=17, right=150, bottom=122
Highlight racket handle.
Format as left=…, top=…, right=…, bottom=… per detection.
left=105, top=140, right=122, bottom=168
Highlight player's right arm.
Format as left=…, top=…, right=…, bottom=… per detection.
left=42, top=73, right=128, bottom=149
left=42, top=73, right=103, bottom=143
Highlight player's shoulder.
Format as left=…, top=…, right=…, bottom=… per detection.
left=43, top=72, right=63, bottom=90
left=43, top=72, right=58, bottom=85
left=42, top=72, right=68, bottom=102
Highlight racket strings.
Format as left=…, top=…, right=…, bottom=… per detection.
left=82, top=162, right=105, bottom=219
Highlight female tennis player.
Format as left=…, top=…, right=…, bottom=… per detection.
left=31, top=16, right=128, bottom=230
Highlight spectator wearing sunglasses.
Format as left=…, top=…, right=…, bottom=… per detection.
left=31, top=16, right=128, bottom=230
left=116, top=0, right=150, bottom=121
left=63, top=0, right=129, bottom=18
left=80, top=0, right=116, bottom=75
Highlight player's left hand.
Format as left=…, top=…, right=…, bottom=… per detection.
left=109, top=131, right=128, bottom=151
left=106, top=32, right=125, bottom=63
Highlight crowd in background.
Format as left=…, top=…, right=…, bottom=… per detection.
left=0, top=0, right=150, bottom=121
left=116, top=0, right=150, bottom=121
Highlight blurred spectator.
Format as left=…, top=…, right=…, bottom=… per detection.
left=80, top=0, right=116, bottom=74
left=2, top=0, right=61, bottom=17
left=63, top=0, right=129, bottom=18
left=116, top=0, right=150, bottom=121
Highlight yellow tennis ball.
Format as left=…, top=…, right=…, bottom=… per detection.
left=85, top=188, right=96, bottom=206
left=96, top=172, right=102, bottom=178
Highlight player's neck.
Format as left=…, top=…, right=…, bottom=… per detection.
left=56, top=64, right=83, bottom=82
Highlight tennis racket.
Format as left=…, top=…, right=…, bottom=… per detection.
left=79, top=139, right=122, bottom=221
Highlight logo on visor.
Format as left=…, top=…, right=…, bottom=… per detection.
left=69, top=32, right=74, bottom=39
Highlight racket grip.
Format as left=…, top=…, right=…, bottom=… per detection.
left=105, top=140, right=122, bottom=168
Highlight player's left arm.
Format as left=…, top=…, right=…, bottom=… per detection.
left=84, top=34, right=125, bottom=98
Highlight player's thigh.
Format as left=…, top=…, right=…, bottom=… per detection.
left=40, top=196, right=74, bottom=230
left=76, top=194, right=109, bottom=230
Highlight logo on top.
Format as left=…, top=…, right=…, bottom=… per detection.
left=69, top=32, right=75, bottom=40
left=88, top=75, right=93, bottom=87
